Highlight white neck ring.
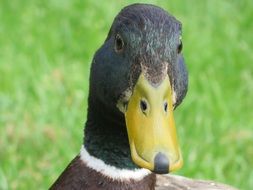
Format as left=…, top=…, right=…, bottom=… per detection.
left=80, top=145, right=151, bottom=181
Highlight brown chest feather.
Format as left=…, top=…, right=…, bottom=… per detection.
left=50, top=156, right=156, bottom=190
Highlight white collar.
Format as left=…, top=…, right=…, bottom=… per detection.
left=80, top=145, right=151, bottom=181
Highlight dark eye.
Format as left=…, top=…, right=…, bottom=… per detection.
left=115, top=34, right=124, bottom=52
left=177, top=40, right=183, bottom=54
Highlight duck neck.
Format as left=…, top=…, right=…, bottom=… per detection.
left=84, top=96, right=137, bottom=170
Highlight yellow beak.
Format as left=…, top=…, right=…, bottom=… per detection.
left=125, top=73, right=183, bottom=174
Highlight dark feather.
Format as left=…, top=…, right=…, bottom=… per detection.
left=50, top=156, right=156, bottom=190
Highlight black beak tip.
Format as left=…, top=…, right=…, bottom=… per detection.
left=153, top=152, right=170, bottom=174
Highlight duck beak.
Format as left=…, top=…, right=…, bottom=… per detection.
left=125, top=73, right=183, bottom=174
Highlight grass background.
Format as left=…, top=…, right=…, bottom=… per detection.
left=0, top=0, right=253, bottom=189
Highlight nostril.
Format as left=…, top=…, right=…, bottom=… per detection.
left=164, top=102, right=168, bottom=112
left=154, top=152, right=169, bottom=174
left=140, top=99, right=148, bottom=113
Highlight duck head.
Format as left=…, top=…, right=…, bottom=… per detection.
left=88, top=4, right=188, bottom=174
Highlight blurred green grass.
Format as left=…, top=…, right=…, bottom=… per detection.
left=0, top=0, right=253, bottom=189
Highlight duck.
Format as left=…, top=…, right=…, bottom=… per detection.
left=50, top=3, right=188, bottom=190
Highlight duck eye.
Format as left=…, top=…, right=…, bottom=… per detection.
left=177, top=40, right=183, bottom=54
left=115, top=34, right=124, bottom=52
